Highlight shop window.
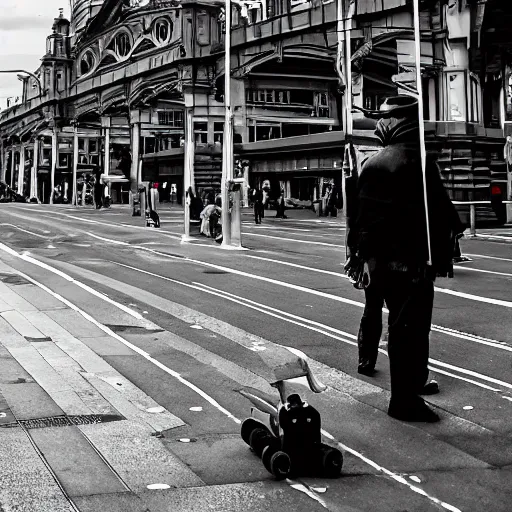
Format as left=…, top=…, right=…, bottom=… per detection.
left=309, top=125, right=331, bottom=134
left=158, top=110, right=184, bottom=127
left=58, top=153, right=71, bottom=168
left=194, top=122, right=208, bottom=144
left=41, top=148, right=51, bottom=167
left=214, top=122, right=224, bottom=144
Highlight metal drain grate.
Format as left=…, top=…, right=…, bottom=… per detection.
left=0, top=414, right=124, bottom=430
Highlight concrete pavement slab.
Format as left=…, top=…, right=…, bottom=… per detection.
left=9, top=282, right=68, bottom=310
left=29, top=425, right=128, bottom=498
left=79, top=420, right=204, bottom=492
left=0, top=281, right=38, bottom=311
left=45, top=309, right=106, bottom=338
left=0, top=342, right=34, bottom=385
left=80, top=336, right=140, bottom=357
left=0, top=382, right=64, bottom=420
left=0, top=296, right=14, bottom=312
left=0, top=315, right=32, bottom=349
left=81, top=372, right=184, bottom=432
left=72, top=493, right=148, bottom=512
left=0, top=427, right=73, bottom=512
left=138, top=482, right=330, bottom=512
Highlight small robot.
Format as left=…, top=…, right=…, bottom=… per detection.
left=240, top=350, right=343, bottom=480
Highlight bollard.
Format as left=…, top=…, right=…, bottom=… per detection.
left=470, top=203, right=476, bottom=236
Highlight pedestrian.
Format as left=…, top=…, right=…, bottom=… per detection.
left=275, top=188, right=287, bottom=219
left=93, top=172, right=103, bottom=209
left=344, top=96, right=464, bottom=423
left=253, top=185, right=264, bottom=224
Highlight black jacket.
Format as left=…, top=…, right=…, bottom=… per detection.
left=347, top=119, right=464, bottom=278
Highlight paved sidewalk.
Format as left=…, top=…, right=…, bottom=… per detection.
left=0, top=259, right=201, bottom=511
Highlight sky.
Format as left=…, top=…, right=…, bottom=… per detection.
left=0, top=0, right=70, bottom=110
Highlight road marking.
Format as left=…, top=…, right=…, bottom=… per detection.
left=243, top=233, right=345, bottom=248
left=464, top=253, right=512, bottom=263
left=0, top=223, right=49, bottom=239
left=452, top=266, right=512, bottom=278
left=189, top=282, right=512, bottom=393
left=242, top=223, right=313, bottom=232
left=246, top=254, right=512, bottom=308
left=0, top=246, right=462, bottom=512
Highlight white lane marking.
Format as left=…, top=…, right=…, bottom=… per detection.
left=463, top=406, right=474, bottom=411
left=464, top=253, right=512, bottom=263
left=287, top=481, right=328, bottom=509
left=0, top=242, right=144, bottom=321
left=474, top=234, right=512, bottom=241
left=428, top=358, right=512, bottom=390
left=246, top=254, right=512, bottom=308
left=453, top=265, right=512, bottom=278
left=99, top=240, right=510, bottom=352
left=0, top=248, right=461, bottom=512
left=191, top=282, right=512, bottom=393
left=189, top=407, right=203, bottom=412
left=16, top=224, right=507, bottom=353
left=3, top=263, right=241, bottom=425
left=243, top=233, right=345, bottom=248
left=242, top=223, right=313, bottom=232
left=11, top=206, right=183, bottom=240
left=0, top=223, right=49, bottom=239
left=147, top=484, right=170, bottom=490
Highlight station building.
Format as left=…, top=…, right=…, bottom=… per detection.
left=0, top=0, right=510, bottom=219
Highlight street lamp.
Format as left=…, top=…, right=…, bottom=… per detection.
left=0, top=70, right=44, bottom=98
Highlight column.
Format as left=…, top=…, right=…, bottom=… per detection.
left=50, top=128, right=58, bottom=204
left=10, top=148, right=15, bottom=189
left=183, top=107, right=194, bottom=240
left=72, top=128, right=79, bottom=205
left=18, top=146, right=25, bottom=196
left=31, top=138, right=39, bottom=202
left=1, top=147, right=7, bottom=184
left=129, top=110, right=141, bottom=204
left=101, top=116, right=111, bottom=198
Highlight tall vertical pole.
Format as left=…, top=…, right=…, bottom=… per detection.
left=413, top=0, right=432, bottom=265
left=50, top=128, right=58, bottom=204
left=183, top=108, right=194, bottom=240
left=10, top=148, right=15, bottom=189
left=72, top=127, right=79, bottom=206
left=221, top=0, right=233, bottom=247
left=102, top=117, right=111, bottom=199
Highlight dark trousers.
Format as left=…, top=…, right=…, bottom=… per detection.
left=254, top=201, right=264, bottom=223
left=364, top=268, right=434, bottom=406
left=357, top=283, right=384, bottom=370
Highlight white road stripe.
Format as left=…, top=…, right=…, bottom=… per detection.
left=0, top=243, right=462, bottom=512
left=453, top=265, right=512, bottom=278
left=464, top=253, right=512, bottom=263
left=0, top=223, right=49, bottom=239
left=243, top=233, right=345, bottom=248
left=246, top=254, right=512, bottom=308
left=190, top=282, right=512, bottom=393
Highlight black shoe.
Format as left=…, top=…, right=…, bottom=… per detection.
left=388, top=400, right=440, bottom=423
left=420, top=380, right=440, bottom=395
left=357, top=364, right=376, bottom=377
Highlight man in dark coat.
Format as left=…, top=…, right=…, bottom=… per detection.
left=345, top=96, right=464, bottom=423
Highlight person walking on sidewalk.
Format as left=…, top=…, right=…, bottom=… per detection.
left=253, top=186, right=264, bottom=224
left=344, top=96, right=463, bottom=423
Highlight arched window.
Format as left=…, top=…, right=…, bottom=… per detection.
left=115, top=32, right=132, bottom=57
left=154, top=18, right=172, bottom=45
left=80, top=50, right=95, bottom=76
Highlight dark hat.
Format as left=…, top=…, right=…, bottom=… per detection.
left=354, top=96, right=419, bottom=120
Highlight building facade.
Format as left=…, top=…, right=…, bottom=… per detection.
left=0, top=0, right=510, bottom=218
